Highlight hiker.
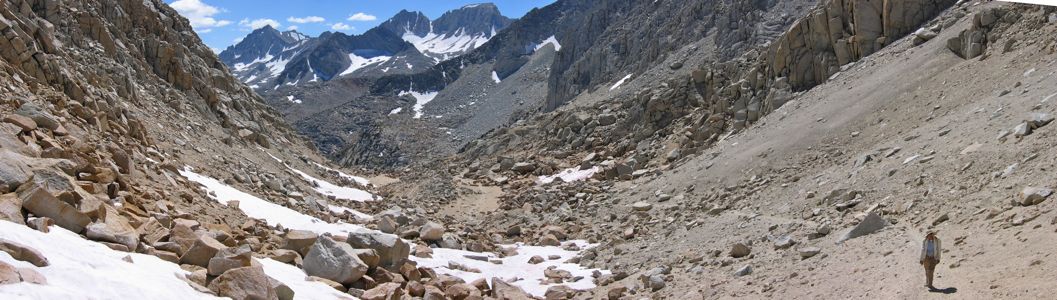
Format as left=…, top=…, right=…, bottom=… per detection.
left=920, top=231, right=942, bottom=290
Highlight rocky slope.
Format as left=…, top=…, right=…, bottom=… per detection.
left=382, top=1, right=1057, bottom=299
left=0, top=0, right=575, bottom=299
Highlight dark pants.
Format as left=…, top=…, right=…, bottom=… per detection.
left=923, top=258, right=939, bottom=288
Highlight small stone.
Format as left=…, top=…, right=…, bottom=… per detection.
left=798, top=247, right=821, bottom=259
left=631, top=202, right=652, bottom=212
left=1019, top=187, right=1053, bottom=206
left=730, top=243, right=751, bottom=258
left=734, top=265, right=753, bottom=277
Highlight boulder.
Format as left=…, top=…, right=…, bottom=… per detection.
left=207, top=265, right=278, bottom=300
left=303, top=235, right=368, bottom=285
left=492, top=277, right=534, bottom=300
left=269, top=277, right=295, bottom=300
left=511, top=162, right=537, bottom=174
left=378, top=216, right=398, bottom=234
left=0, top=239, right=49, bottom=267
left=361, top=282, right=405, bottom=300
left=179, top=235, right=228, bottom=267
left=85, top=205, right=140, bottom=250
left=2, top=115, right=36, bottom=132
left=543, top=285, right=576, bottom=300
left=444, top=283, right=481, bottom=299
left=14, top=103, right=59, bottom=130
left=837, top=212, right=887, bottom=243
left=0, top=193, right=24, bottom=225
left=281, top=230, right=318, bottom=256
left=17, top=182, right=90, bottom=233
left=0, top=150, right=32, bottom=194
left=270, top=249, right=302, bottom=265
left=730, top=243, right=751, bottom=258
left=208, top=246, right=254, bottom=276
left=419, top=222, right=444, bottom=241
left=1019, top=187, right=1053, bottom=206
left=347, top=232, right=410, bottom=267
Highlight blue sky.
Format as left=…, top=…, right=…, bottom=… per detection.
left=166, top=0, right=556, bottom=51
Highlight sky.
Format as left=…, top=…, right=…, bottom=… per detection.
left=165, top=0, right=557, bottom=52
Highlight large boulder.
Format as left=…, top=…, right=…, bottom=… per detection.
left=0, top=150, right=32, bottom=194
left=14, top=103, right=59, bottom=130
left=208, top=246, right=254, bottom=276
left=180, top=235, right=228, bottom=267
left=492, top=278, right=535, bottom=300
left=419, top=222, right=444, bottom=241
left=303, top=235, right=368, bottom=285
left=837, top=212, right=888, bottom=243
left=361, top=282, right=407, bottom=300
left=17, top=181, right=90, bottom=233
left=207, top=265, right=278, bottom=300
left=85, top=205, right=140, bottom=250
left=347, top=232, right=410, bottom=267
left=0, top=193, right=24, bottom=225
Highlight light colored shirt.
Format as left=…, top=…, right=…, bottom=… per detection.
left=920, top=237, right=941, bottom=262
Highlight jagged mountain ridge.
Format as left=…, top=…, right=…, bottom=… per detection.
left=218, top=3, right=513, bottom=92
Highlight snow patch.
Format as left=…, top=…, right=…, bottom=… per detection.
left=610, top=74, right=632, bottom=91
left=179, top=168, right=372, bottom=236
left=491, top=71, right=502, bottom=84
left=400, top=90, right=439, bottom=119
left=289, top=168, right=374, bottom=202
left=339, top=53, right=391, bottom=76
left=538, top=166, right=600, bottom=185
left=0, top=221, right=219, bottom=299
left=389, top=107, right=403, bottom=115
left=411, top=240, right=607, bottom=297
left=310, top=162, right=371, bottom=186
left=286, top=95, right=302, bottom=104
left=535, top=35, right=562, bottom=52
left=403, top=29, right=491, bottom=58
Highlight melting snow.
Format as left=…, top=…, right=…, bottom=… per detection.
left=389, top=107, right=403, bottom=115
left=538, top=166, right=600, bottom=185
left=412, top=240, right=608, bottom=297
left=179, top=168, right=372, bottom=236
left=286, top=95, right=302, bottom=104
left=310, top=162, right=370, bottom=186
left=339, top=53, right=391, bottom=76
left=491, top=71, right=502, bottom=84
left=0, top=221, right=219, bottom=299
left=610, top=74, right=633, bottom=91
left=400, top=90, right=439, bottom=119
left=289, top=168, right=374, bottom=202
left=535, top=35, right=562, bottom=52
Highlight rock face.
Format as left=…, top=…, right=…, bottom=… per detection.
left=303, top=236, right=369, bottom=285
left=947, top=8, right=1019, bottom=59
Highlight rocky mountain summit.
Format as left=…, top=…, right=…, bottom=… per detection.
left=219, top=3, right=513, bottom=93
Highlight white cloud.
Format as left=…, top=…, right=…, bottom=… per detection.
left=331, top=23, right=352, bottom=31
left=239, top=18, right=280, bottom=30
left=233, top=37, right=244, bottom=44
left=286, top=25, right=299, bottom=31
left=198, top=28, right=213, bottom=34
left=347, top=13, right=377, bottom=21
left=170, top=0, right=232, bottom=31
left=287, top=16, right=325, bottom=24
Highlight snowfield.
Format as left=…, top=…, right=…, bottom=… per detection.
left=400, top=90, right=439, bottom=119
left=0, top=221, right=219, bottom=300
left=179, top=167, right=373, bottom=237
left=412, top=240, right=608, bottom=297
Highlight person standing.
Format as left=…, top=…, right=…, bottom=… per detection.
left=920, top=231, right=942, bottom=290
